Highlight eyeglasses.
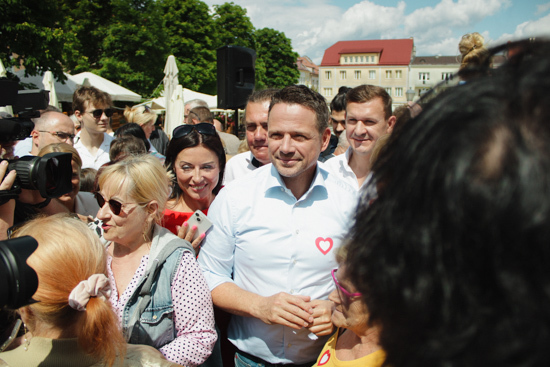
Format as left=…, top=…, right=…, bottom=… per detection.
left=89, top=108, right=115, bottom=118
left=94, top=192, right=142, bottom=216
left=331, top=268, right=362, bottom=301
left=172, top=123, right=216, bottom=139
left=37, top=131, right=76, bottom=141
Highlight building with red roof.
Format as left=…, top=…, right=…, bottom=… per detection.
left=296, top=56, right=319, bottom=91
left=319, top=38, right=415, bottom=105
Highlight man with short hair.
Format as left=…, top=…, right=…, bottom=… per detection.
left=325, top=84, right=395, bottom=189
left=199, top=85, right=357, bottom=367
left=184, top=98, right=209, bottom=124
left=28, top=111, right=75, bottom=155
left=188, top=106, right=241, bottom=156
left=223, top=89, right=279, bottom=183
left=73, top=86, right=114, bottom=170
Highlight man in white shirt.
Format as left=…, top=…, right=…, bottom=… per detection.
left=199, top=85, right=357, bottom=366
left=72, top=86, right=114, bottom=170
left=325, top=85, right=395, bottom=190
left=223, top=89, right=279, bottom=183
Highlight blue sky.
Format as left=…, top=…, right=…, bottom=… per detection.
left=203, top=0, right=550, bottom=64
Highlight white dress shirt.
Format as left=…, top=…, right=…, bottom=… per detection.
left=223, top=151, right=259, bottom=184
left=324, top=147, right=370, bottom=191
left=199, top=163, right=357, bottom=364
left=74, top=132, right=113, bottom=170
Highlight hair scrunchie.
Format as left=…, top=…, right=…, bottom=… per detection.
left=68, top=274, right=111, bottom=311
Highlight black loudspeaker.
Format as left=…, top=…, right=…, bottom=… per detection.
left=217, top=45, right=256, bottom=109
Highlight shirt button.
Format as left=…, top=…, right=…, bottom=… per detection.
left=290, top=289, right=295, bottom=294
left=153, top=315, right=157, bottom=320
left=295, top=229, right=299, bottom=234
left=287, top=343, right=292, bottom=348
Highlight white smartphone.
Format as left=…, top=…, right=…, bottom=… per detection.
left=186, top=210, right=213, bottom=241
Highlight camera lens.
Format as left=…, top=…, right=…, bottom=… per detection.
left=0, top=236, right=38, bottom=309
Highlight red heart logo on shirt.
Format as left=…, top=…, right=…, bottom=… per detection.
left=318, top=350, right=331, bottom=365
left=315, top=237, right=333, bottom=255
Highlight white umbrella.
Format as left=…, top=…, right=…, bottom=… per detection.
left=168, top=85, right=184, bottom=137
left=0, top=59, right=14, bottom=115
left=42, top=71, right=59, bottom=109
left=163, top=55, right=179, bottom=134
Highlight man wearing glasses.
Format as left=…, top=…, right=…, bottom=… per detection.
left=27, top=111, right=76, bottom=156
left=73, top=86, right=114, bottom=169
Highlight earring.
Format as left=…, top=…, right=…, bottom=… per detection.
left=23, top=324, right=30, bottom=351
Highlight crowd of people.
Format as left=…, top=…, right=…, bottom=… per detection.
left=1, top=36, right=549, bottom=367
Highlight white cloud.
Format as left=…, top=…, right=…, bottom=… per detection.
left=202, top=0, right=524, bottom=64
left=492, top=13, right=550, bottom=45
left=536, top=2, right=550, bottom=15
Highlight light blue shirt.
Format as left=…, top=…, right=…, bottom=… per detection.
left=198, top=163, right=358, bottom=364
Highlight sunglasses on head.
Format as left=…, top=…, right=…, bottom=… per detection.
left=172, top=123, right=216, bottom=139
left=90, top=108, right=115, bottom=118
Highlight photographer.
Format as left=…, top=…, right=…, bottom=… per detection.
left=0, top=160, right=16, bottom=240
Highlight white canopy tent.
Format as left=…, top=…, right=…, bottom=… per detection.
left=141, top=88, right=218, bottom=112
left=13, top=70, right=142, bottom=103
left=14, top=70, right=78, bottom=102
left=70, top=72, right=141, bottom=102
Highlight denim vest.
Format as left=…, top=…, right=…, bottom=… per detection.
left=120, top=225, right=194, bottom=348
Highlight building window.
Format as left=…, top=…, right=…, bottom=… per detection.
left=385, top=87, right=392, bottom=96
left=369, top=70, right=376, bottom=79
left=442, top=72, right=453, bottom=81
left=395, top=87, right=403, bottom=97
left=324, top=88, right=333, bottom=97
left=419, top=72, right=430, bottom=82
left=325, top=71, right=332, bottom=80
left=354, top=70, right=361, bottom=79
left=344, top=56, right=348, bottom=63
left=340, top=70, right=346, bottom=80
left=360, top=56, right=364, bottom=63
left=371, top=56, right=375, bottom=63
left=355, top=56, right=358, bottom=62
left=386, top=70, right=392, bottom=79
left=395, top=70, right=402, bottom=78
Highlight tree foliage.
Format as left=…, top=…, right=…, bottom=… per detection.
left=0, top=0, right=300, bottom=98
left=254, top=28, right=299, bottom=89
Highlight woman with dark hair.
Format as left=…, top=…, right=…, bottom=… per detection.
left=162, top=123, right=226, bottom=251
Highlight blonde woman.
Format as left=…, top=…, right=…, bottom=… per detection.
left=95, top=154, right=216, bottom=366
left=0, top=214, right=179, bottom=366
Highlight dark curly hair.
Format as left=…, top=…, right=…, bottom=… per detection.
left=346, top=39, right=550, bottom=367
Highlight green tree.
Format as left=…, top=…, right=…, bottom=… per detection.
left=0, top=0, right=67, bottom=81
left=254, top=28, right=299, bottom=90
left=212, top=2, right=255, bottom=50
left=98, top=0, right=168, bottom=96
left=159, top=0, right=217, bottom=95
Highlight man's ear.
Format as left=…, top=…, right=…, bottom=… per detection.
left=386, top=116, right=396, bottom=134
left=74, top=110, right=83, bottom=122
left=320, top=127, right=332, bottom=152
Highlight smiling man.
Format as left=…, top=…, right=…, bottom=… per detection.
left=73, top=86, right=114, bottom=170
left=325, top=85, right=395, bottom=190
left=223, top=89, right=279, bottom=183
left=199, top=85, right=357, bottom=367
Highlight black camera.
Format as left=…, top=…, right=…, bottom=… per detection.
left=0, top=236, right=38, bottom=309
left=0, top=152, right=73, bottom=205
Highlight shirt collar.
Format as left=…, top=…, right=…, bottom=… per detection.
left=265, top=163, right=328, bottom=200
